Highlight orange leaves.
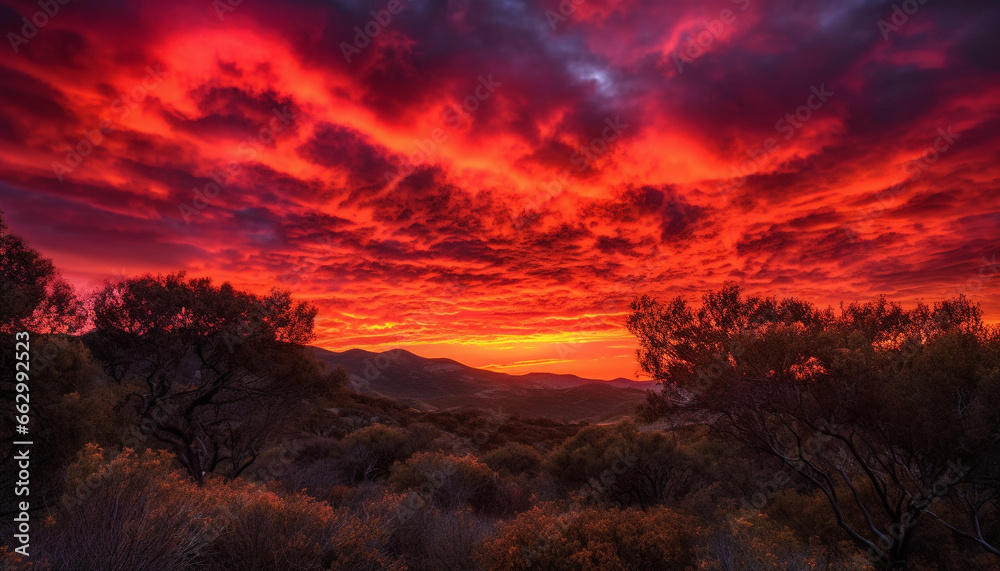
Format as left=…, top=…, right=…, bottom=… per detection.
left=789, top=356, right=826, bottom=381
left=479, top=504, right=699, bottom=570
left=46, top=446, right=403, bottom=570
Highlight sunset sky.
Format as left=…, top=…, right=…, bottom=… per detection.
left=0, top=0, right=998, bottom=380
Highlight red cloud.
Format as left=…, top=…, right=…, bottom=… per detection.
left=0, top=0, right=998, bottom=379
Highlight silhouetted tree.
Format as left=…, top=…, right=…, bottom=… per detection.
left=0, top=211, right=84, bottom=337
left=627, top=283, right=1000, bottom=569
left=87, top=273, right=337, bottom=483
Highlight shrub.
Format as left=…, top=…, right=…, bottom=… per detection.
left=697, top=513, right=875, bottom=571
left=36, top=444, right=404, bottom=571
left=478, top=504, right=699, bottom=570
left=394, top=507, right=495, bottom=571
left=389, top=452, right=524, bottom=516
left=39, top=446, right=212, bottom=571
left=279, top=457, right=342, bottom=499
left=480, top=442, right=543, bottom=477
left=338, top=424, right=411, bottom=483
left=547, top=422, right=697, bottom=508
left=0, top=545, right=47, bottom=570
left=204, top=483, right=402, bottom=571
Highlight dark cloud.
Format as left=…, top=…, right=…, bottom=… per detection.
left=0, top=0, right=997, bottom=380
left=297, top=123, right=398, bottom=187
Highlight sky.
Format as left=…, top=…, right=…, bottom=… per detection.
left=0, top=0, right=998, bottom=381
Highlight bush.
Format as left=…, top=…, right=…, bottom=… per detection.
left=393, top=507, right=495, bottom=571
left=204, top=484, right=401, bottom=571
left=0, top=336, right=130, bottom=516
left=547, top=422, right=697, bottom=508
left=0, top=545, right=46, bottom=570
left=36, top=445, right=405, bottom=571
left=480, top=443, right=543, bottom=477
left=338, top=424, right=411, bottom=483
left=39, top=446, right=212, bottom=571
left=698, top=513, right=875, bottom=571
left=478, top=504, right=699, bottom=571
left=389, top=452, right=525, bottom=517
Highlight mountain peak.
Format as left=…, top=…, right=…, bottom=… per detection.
left=309, top=346, right=649, bottom=422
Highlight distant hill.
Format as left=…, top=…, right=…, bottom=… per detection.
left=309, top=347, right=656, bottom=423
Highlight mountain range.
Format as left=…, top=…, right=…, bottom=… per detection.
left=309, top=347, right=657, bottom=423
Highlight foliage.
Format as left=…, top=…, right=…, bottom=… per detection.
left=394, top=507, right=494, bottom=571
left=547, top=421, right=697, bottom=508
left=203, top=480, right=401, bottom=570
left=85, top=272, right=339, bottom=483
left=0, top=211, right=84, bottom=336
left=41, top=445, right=403, bottom=570
left=0, top=336, right=127, bottom=522
left=339, top=424, right=413, bottom=483
left=698, top=513, right=875, bottom=570
left=0, top=216, right=86, bottom=520
left=627, top=283, right=1000, bottom=568
left=480, top=442, right=543, bottom=477
left=478, top=504, right=699, bottom=571
left=389, top=452, right=526, bottom=516
left=42, top=445, right=213, bottom=571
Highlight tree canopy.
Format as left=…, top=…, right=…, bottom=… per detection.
left=627, top=283, right=1000, bottom=569
left=0, top=211, right=83, bottom=336
left=86, top=272, right=338, bottom=483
